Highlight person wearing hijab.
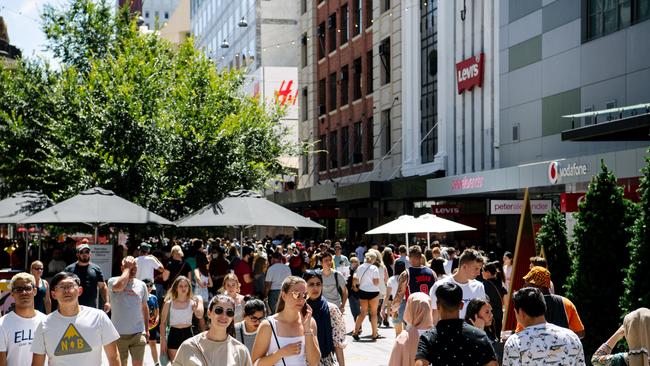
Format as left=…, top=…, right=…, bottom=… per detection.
left=388, top=292, right=434, bottom=366
left=303, top=270, right=347, bottom=366
left=592, top=307, right=650, bottom=366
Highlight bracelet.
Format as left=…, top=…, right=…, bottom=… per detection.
left=304, top=332, right=313, bottom=336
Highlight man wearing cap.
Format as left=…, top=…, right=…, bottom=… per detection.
left=518, top=266, right=585, bottom=338
left=64, top=240, right=110, bottom=312
left=135, top=242, right=164, bottom=282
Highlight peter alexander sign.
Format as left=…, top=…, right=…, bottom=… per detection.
left=490, top=200, right=553, bottom=215
left=548, top=161, right=588, bottom=184
left=456, top=53, right=484, bottom=94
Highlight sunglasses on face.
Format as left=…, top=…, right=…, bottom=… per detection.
left=291, top=291, right=308, bottom=300
left=11, top=286, right=34, bottom=293
left=79, top=250, right=90, bottom=255
left=32, top=267, right=44, bottom=271
left=213, top=306, right=235, bottom=317
left=249, top=315, right=265, bottom=322
left=55, top=284, right=79, bottom=292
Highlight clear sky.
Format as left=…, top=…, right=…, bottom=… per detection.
left=1, top=0, right=63, bottom=62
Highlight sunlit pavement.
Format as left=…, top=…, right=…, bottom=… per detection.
left=102, top=301, right=397, bottom=365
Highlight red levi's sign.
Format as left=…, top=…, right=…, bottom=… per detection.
left=456, top=53, right=485, bottom=94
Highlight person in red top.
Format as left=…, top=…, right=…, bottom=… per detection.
left=234, top=246, right=254, bottom=296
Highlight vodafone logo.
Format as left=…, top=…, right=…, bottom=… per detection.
left=548, top=162, right=559, bottom=184
left=548, top=161, right=588, bottom=184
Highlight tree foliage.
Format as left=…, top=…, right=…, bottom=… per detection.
left=535, top=208, right=570, bottom=296
left=620, top=150, right=650, bottom=314
left=0, top=0, right=292, bottom=219
left=564, top=162, right=638, bottom=360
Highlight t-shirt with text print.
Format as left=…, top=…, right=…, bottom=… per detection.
left=0, top=311, right=46, bottom=366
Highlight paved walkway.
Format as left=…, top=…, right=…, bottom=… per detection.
left=103, top=302, right=397, bottom=365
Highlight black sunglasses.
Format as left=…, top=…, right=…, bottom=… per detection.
left=213, top=306, right=235, bottom=317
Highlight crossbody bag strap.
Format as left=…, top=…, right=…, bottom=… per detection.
left=269, top=318, right=287, bottom=366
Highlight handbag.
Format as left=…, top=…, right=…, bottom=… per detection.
left=352, top=265, right=370, bottom=293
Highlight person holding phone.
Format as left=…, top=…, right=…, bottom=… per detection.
left=173, top=295, right=252, bottom=366
left=251, top=276, right=321, bottom=366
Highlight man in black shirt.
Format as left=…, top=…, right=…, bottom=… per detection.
left=64, top=241, right=110, bottom=311
left=415, top=282, right=498, bottom=366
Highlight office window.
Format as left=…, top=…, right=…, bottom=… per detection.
left=301, top=0, right=307, bottom=14
left=301, top=33, right=308, bottom=67
left=341, top=5, right=349, bottom=45
left=353, top=57, right=362, bottom=100
left=586, top=0, right=633, bottom=40
left=421, top=1, right=437, bottom=163
left=380, top=37, right=391, bottom=84
left=381, top=0, right=390, bottom=13
left=165, top=12, right=169, bottom=19
left=340, top=66, right=349, bottom=106
left=366, top=50, right=373, bottom=94
left=302, top=141, right=309, bottom=175
left=366, top=117, right=374, bottom=160
left=329, top=72, right=337, bottom=112
left=328, top=14, right=337, bottom=53
left=302, top=87, right=309, bottom=121
left=329, top=130, right=338, bottom=169
left=318, top=78, right=326, bottom=116
left=319, top=135, right=327, bottom=171
left=382, top=109, right=391, bottom=155
left=353, top=121, right=363, bottom=163
left=318, top=22, right=326, bottom=59
left=366, top=0, right=373, bottom=27
left=145, top=11, right=150, bottom=18
left=637, top=0, right=650, bottom=21
left=341, top=126, right=350, bottom=166
left=352, top=0, right=362, bottom=36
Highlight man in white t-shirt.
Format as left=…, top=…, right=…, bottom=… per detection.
left=430, top=248, right=486, bottom=322
left=264, top=252, right=291, bottom=313
left=108, top=256, right=149, bottom=366
left=135, top=243, right=164, bottom=282
left=31, top=272, right=120, bottom=366
left=0, top=272, right=47, bottom=366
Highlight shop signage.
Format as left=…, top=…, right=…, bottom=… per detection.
left=456, top=53, right=485, bottom=94
left=548, top=161, right=588, bottom=184
left=431, top=204, right=462, bottom=216
left=560, top=193, right=585, bottom=213
left=451, top=176, right=484, bottom=191
left=490, top=199, right=553, bottom=215
left=89, top=245, right=114, bottom=278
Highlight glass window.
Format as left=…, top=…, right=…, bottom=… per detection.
left=341, top=5, right=349, bottom=45
left=353, top=121, right=363, bottom=163
left=318, top=22, right=326, bottom=59
left=329, top=72, right=337, bottom=112
left=301, top=33, right=308, bottom=67
left=340, top=65, right=349, bottom=106
left=319, top=135, right=327, bottom=171
left=302, top=87, right=309, bottom=121
left=366, top=50, right=373, bottom=94
left=380, top=37, right=391, bottom=85
left=381, top=0, right=390, bottom=13
left=341, top=127, right=350, bottom=166
left=328, top=14, right=337, bottom=52
left=318, top=78, right=326, bottom=116
left=382, top=109, right=391, bottom=155
left=352, top=0, right=362, bottom=36
left=329, top=131, right=338, bottom=169
left=353, top=57, right=362, bottom=100
left=366, top=117, right=374, bottom=160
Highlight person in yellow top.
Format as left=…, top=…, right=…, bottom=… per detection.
left=515, top=266, right=585, bottom=338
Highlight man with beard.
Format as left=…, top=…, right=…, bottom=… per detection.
left=0, top=273, right=47, bottom=366
left=64, top=241, right=110, bottom=311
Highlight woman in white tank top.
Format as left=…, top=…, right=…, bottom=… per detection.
left=160, top=275, right=204, bottom=361
left=251, top=276, right=321, bottom=366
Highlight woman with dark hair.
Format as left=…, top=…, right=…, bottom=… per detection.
left=464, top=298, right=497, bottom=341
left=502, top=251, right=513, bottom=291
left=429, top=258, right=447, bottom=280
left=173, top=295, right=252, bottom=366
left=209, top=244, right=229, bottom=295
left=193, top=251, right=212, bottom=311
left=382, top=248, right=395, bottom=278
left=251, top=276, right=321, bottom=366
left=303, top=270, right=347, bottom=366
left=235, top=298, right=266, bottom=354
left=252, top=255, right=268, bottom=299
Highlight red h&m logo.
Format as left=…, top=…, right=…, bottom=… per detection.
left=274, top=80, right=298, bottom=106
left=456, top=53, right=485, bottom=94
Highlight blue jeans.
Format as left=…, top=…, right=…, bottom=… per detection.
left=349, top=294, right=361, bottom=321
left=268, top=290, right=281, bottom=314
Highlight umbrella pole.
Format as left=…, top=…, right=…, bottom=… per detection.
left=24, top=230, right=28, bottom=271
left=94, top=225, right=99, bottom=245
left=38, top=226, right=41, bottom=260
left=427, top=232, right=430, bottom=249
left=406, top=233, right=409, bottom=250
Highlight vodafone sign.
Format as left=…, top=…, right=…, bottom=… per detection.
left=548, top=161, right=588, bottom=184
left=456, top=53, right=485, bottom=94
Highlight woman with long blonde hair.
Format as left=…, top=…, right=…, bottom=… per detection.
left=251, top=276, right=321, bottom=366
left=222, top=273, right=246, bottom=323
left=160, top=275, right=204, bottom=361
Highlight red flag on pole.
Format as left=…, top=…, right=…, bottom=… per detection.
left=503, top=188, right=537, bottom=331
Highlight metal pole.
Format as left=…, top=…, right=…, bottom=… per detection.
left=94, top=225, right=99, bottom=244
left=427, top=232, right=430, bottom=249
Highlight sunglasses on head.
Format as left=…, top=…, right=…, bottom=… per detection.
left=213, top=306, right=235, bottom=317
left=291, top=291, right=308, bottom=300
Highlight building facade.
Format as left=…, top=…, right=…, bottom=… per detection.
left=142, top=0, right=180, bottom=31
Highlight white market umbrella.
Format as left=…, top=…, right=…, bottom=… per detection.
left=411, top=214, right=476, bottom=247
left=175, top=190, right=325, bottom=229
left=365, top=215, right=417, bottom=245
left=20, top=187, right=174, bottom=243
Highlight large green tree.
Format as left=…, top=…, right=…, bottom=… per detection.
left=620, top=150, right=650, bottom=314
left=565, top=162, right=638, bottom=360
left=0, top=0, right=292, bottom=219
left=535, top=207, right=570, bottom=296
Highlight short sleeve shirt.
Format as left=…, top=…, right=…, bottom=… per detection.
left=265, top=263, right=291, bottom=290
left=321, top=270, right=346, bottom=306
left=234, top=260, right=253, bottom=295
left=135, top=255, right=162, bottom=281
left=31, top=306, right=120, bottom=366
left=0, top=311, right=46, bottom=366
left=356, top=263, right=380, bottom=292
left=415, top=319, right=497, bottom=366
left=503, top=323, right=585, bottom=366
left=430, top=276, right=486, bottom=319
left=64, top=263, right=105, bottom=308
left=107, top=277, right=148, bottom=334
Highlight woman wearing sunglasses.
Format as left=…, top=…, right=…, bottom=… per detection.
left=30, top=261, right=51, bottom=314
left=235, top=298, right=267, bottom=354
left=173, top=295, right=252, bottom=366
left=251, top=276, right=321, bottom=366
left=303, top=270, right=347, bottom=366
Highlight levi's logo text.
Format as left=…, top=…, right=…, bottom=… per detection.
left=54, top=324, right=92, bottom=356
left=456, top=53, right=485, bottom=94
